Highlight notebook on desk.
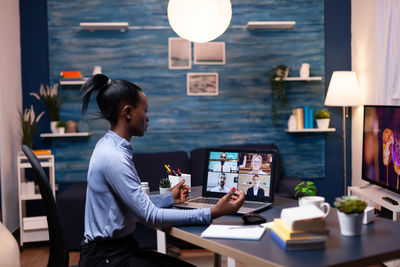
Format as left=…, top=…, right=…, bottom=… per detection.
left=174, top=148, right=277, bottom=214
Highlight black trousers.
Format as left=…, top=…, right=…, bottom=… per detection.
left=79, top=235, right=195, bottom=267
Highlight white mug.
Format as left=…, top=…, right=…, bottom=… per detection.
left=300, top=63, right=310, bottom=78
left=299, top=196, right=330, bottom=216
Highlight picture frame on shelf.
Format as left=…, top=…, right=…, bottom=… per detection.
left=194, top=42, right=226, bottom=65
left=187, top=73, right=219, bottom=96
left=168, top=37, right=191, bottom=69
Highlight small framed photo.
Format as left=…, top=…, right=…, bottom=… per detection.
left=187, top=73, right=219, bottom=96
left=194, top=42, right=225, bottom=65
left=168, top=37, right=191, bottom=69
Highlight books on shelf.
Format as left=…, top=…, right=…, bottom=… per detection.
left=270, top=206, right=329, bottom=251
left=60, top=71, right=82, bottom=78
left=292, top=105, right=314, bottom=130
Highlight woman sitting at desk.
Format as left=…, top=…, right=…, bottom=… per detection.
left=248, top=154, right=267, bottom=175
left=246, top=174, right=265, bottom=197
left=79, top=74, right=245, bottom=267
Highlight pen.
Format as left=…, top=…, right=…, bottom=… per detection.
left=164, top=165, right=172, bottom=175
left=177, top=169, right=182, bottom=176
left=172, top=170, right=178, bottom=176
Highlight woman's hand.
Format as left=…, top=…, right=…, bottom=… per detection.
left=211, top=188, right=245, bottom=219
left=170, top=180, right=190, bottom=204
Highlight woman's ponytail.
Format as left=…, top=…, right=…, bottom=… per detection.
left=81, top=74, right=111, bottom=114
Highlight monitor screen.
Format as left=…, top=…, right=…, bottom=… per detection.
left=362, top=105, right=400, bottom=194
left=204, top=150, right=275, bottom=200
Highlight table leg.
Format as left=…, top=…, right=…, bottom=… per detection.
left=213, top=253, right=221, bottom=267
left=156, top=230, right=166, bottom=254
left=227, top=257, right=236, bottom=267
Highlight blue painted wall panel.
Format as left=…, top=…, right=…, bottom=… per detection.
left=47, top=0, right=325, bottom=183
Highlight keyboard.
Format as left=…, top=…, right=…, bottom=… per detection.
left=189, top=197, right=267, bottom=208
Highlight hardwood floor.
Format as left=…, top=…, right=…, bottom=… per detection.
left=20, top=245, right=219, bottom=267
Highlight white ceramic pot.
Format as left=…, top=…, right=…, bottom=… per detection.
left=159, top=187, right=170, bottom=195
left=316, top=118, right=330, bottom=129
left=337, top=210, right=364, bottom=236
left=50, top=121, right=58, bottom=133
left=57, top=127, right=65, bottom=134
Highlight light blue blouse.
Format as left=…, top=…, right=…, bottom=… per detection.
left=84, top=130, right=211, bottom=242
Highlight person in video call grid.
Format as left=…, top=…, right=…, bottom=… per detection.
left=211, top=172, right=230, bottom=193
left=79, top=74, right=245, bottom=267
left=246, top=174, right=265, bottom=197
left=212, top=152, right=233, bottom=173
left=248, top=154, right=267, bottom=175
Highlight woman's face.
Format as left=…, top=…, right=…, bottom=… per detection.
left=130, top=92, right=149, bottom=137
left=251, top=156, right=262, bottom=171
left=252, top=176, right=260, bottom=188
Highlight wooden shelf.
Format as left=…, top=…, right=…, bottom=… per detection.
left=286, top=128, right=336, bottom=133
left=275, top=76, right=322, bottom=81
left=247, top=21, right=296, bottom=30
left=59, top=78, right=88, bottom=85
left=40, top=132, right=91, bottom=138
left=80, top=22, right=129, bottom=31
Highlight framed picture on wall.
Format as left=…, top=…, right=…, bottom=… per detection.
left=187, top=73, right=219, bottom=96
left=168, top=37, right=191, bottom=69
left=194, top=42, right=225, bottom=65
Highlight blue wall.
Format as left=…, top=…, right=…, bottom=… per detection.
left=19, top=0, right=351, bottom=202
left=46, top=0, right=326, bottom=183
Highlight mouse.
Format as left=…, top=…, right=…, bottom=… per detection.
left=242, top=213, right=267, bottom=225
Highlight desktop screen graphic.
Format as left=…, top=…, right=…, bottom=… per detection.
left=206, top=151, right=273, bottom=197
left=362, top=105, right=400, bottom=194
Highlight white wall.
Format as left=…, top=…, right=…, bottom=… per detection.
left=0, top=0, right=22, bottom=231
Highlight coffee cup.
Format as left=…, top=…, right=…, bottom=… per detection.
left=299, top=196, right=330, bottom=216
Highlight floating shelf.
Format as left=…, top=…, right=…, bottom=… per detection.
left=59, top=78, right=88, bottom=85
left=275, top=76, right=322, bottom=81
left=40, top=132, right=91, bottom=138
left=247, top=21, right=296, bottom=30
left=80, top=22, right=129, bottom=31
left=286, top=128, right=336, bottom=133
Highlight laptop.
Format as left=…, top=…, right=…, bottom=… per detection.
left=175, top=148, right=277, bottom=214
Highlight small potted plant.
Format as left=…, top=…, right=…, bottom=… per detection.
left=38, top=84, right=62, bottom=133
left=19, top=105, right=44, bottom=149
left=295, top=181, right=331, bottom=216
left=159, top=178, right=171, bottom=194
left=269, top=65, right=290, bottom=124
left=56, top=121, right=67, bottom=134
left=334, top=196, right=367, bottom=236
left=294, top=181, right=317, bottom=199
left=315, top=108, right=330, bottom=129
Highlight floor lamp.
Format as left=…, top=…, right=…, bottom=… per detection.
left=324, top=71, right=361, bottom=195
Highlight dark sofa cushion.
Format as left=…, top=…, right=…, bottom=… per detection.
left=133, top=151, right=190, bottom=191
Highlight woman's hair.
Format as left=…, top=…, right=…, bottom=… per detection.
left=81, top=74, right=142, bottom=124
left=251, top=154, right=262, bottom=165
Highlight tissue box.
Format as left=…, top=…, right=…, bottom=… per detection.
left=363, top=206, right=374, bottom=224
left=169, top=174, right=191, bottom=187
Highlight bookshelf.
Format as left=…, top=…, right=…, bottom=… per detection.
left=247, top=21, right=296, bottom=30
left=286, top=128, right=336, bottom=133
left=40, top=132, right=91, bottom=138
left=275, top=77, right=322, bottom=81
left=79, top=22, right=129, bottom=32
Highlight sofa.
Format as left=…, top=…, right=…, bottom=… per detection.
left=56, top=144, right=302, bottom=251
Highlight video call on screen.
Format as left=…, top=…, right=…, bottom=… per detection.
left=206, top=151, right=273, bottom=197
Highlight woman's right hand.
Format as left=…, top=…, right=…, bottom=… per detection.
left=210, top=188, right=245, bottom=219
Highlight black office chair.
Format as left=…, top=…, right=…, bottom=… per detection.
left=22, top=145, right=76, bottom=267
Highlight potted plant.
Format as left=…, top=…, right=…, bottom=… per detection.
left=56, top=121, right=67, bottom=134
left=19, top=105, right=44, bottom=149
left=159, top=178, right=171, bottom=194
left=269, top=65, right=290, bottom=124
left=294, top=181, right=317, bottom=199
left=334, top=196, right=367, bottom=236
left=36, top=84, right=62, bottom=133
left=295, top=181, right=331, bottom=216
left=315, top=108, right=330, bottom=129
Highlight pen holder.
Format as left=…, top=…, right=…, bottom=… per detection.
left=169, top=173, right=191, bottom=187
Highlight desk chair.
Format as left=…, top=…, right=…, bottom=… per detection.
left=22, top=145, right=77, bottom=267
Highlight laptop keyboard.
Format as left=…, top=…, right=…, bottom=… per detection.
left=190, top=197, right=267, bottom=208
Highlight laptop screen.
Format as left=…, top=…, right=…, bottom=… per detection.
left=203, top=148, right=277, bottom=202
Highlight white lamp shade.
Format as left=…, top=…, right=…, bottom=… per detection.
left=324, top=71, right=362, bottom=106
left=167, top=0, right=232, bottom=43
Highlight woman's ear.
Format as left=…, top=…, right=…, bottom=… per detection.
left=122, top=105, right=133, bottom=120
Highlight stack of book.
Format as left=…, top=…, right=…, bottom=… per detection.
left=270, top=205, right=329, bottom=251
left=292, top=105, right=314, bottom=129
left=59, top=71, right=87, bottom=83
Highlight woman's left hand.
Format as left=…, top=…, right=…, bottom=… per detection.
left=170, top=180, right=190, bottom=204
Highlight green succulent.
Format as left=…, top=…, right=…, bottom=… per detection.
left=56, top=121, right=66, bottom=128
left=334, top=196, right=367, bottom=214
left=159, top=178, right=171, bottom=188
left=294, top=181, right=317, bottom=198
left=315, top=108, right=330, bottom=119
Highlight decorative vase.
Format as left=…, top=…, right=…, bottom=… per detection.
left=337, top=210, right=364, bottom=236
left=288, top=115, right=297, bottom=131
left=300, top=63, right=310, bottom=78
left=159, top=187, right=170, bottom=195
left=316, top=118, right=330, bottom=129
left=50, top=121, right=58, bottom=133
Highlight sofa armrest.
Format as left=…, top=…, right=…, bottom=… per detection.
left=276, top=176, right=303, bottom=199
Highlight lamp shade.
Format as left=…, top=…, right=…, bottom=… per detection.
left=167, top=0, right=232, bottom=43
left=324, top=71, right=362, bottom=106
